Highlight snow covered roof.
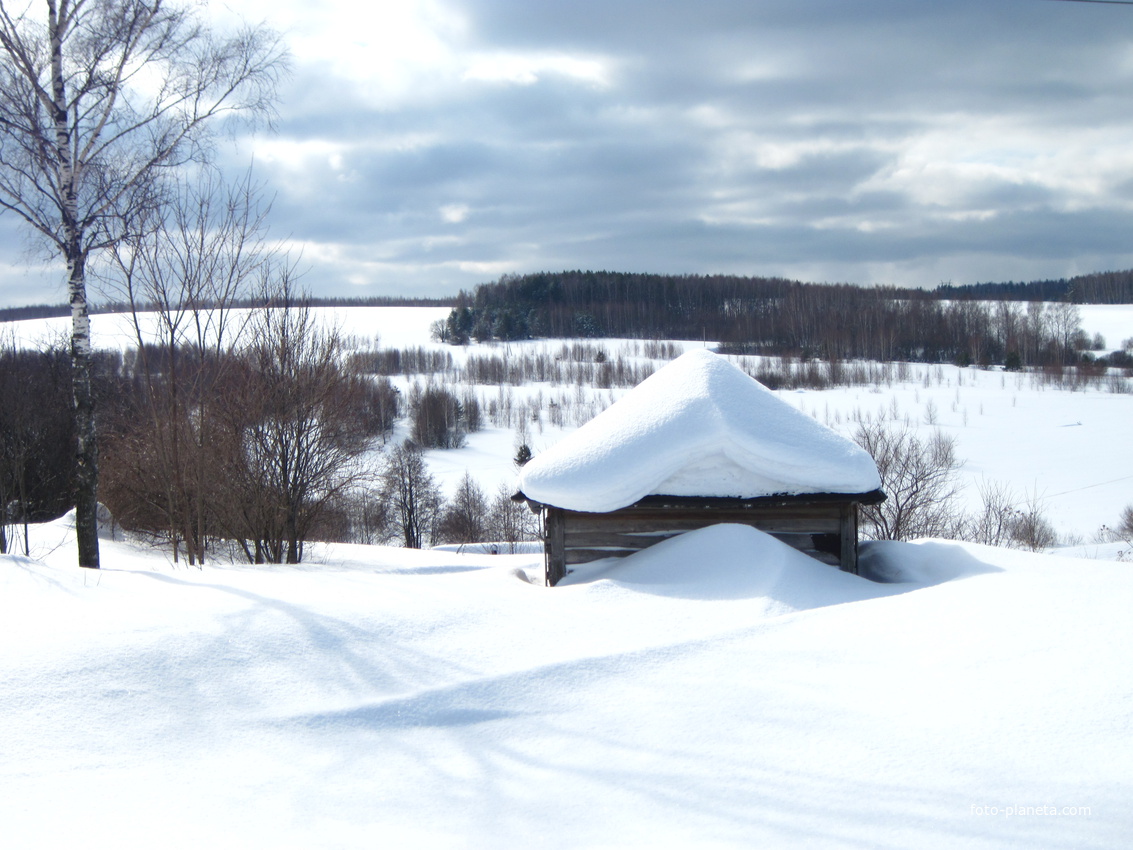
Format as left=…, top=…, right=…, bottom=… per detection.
left=517, top=349, right=882, bottom=513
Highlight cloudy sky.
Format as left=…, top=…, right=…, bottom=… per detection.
left=5, top=0, right=1133, bottom=306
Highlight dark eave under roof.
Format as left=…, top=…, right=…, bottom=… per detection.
left=517, top=488, right=887, bottom=513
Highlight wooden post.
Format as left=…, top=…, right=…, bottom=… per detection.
left=545, top=508, right=566, bottom=586
left=839, top=504, right=858, bottom=574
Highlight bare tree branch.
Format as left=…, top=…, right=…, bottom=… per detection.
left=0, top=0, right=287, bottom=567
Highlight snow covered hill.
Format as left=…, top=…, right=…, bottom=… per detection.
left=2, top=517, right=1129, bottom=848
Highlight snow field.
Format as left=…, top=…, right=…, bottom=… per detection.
left=2, top=520, right=1130, bottom=848
left=2, top=304, right=1131, bottom=846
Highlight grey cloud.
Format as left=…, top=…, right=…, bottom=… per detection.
left=11, top=0, right=1133, bottom=306
left=0, top=218, right=65, bottom=308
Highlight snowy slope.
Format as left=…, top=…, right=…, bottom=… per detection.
left=518, top=349, right=881, bottom=512
left=2, top=519, right=1129, bottom=849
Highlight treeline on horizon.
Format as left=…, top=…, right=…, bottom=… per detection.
left=4, top=267, right=1132, bottom=326
left=441, top=270, right=1132, bottom=367
left=934, top=269, right=1133, bottom=303
left=0, top=294, right=453, bottom=324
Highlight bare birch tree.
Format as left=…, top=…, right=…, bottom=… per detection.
left=100, top=167, right=271, bottom=564
left=0, top=0, right=285, bottom=567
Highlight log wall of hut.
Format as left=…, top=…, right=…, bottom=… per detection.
left=538, top=493, right=880, bottom=586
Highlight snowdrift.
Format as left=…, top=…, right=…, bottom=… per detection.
left=560, top=523, right=886, bottom=609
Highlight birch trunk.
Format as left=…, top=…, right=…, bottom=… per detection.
left=67, top=248, right=100, bottom=568
left=51, top=1, right=99, bottom=568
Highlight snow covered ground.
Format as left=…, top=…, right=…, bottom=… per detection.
left=3, top=304, right=1132, bottom=847
left=2, top=517, right=1130, bottom=848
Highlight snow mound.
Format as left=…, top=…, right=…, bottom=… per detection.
left=858, top=539, right=1004, bottom=584
left=58, top=502, right=122, bottom=540
left=559, top=523, right=885, bottom=607
left=518, top=348, right=881, bottom=512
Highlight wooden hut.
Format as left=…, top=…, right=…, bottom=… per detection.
left=516, top=350, right=885, bottom=586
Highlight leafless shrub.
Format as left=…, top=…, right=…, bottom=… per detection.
left=963, top=482, right=1055, bottom=551
left=966, top=480, right=1019, bottom=547
left=1009, top=494, right=1059, bottom=552
left=338, top=488, right=389, bottom=546
left=211, top=293, right=376, bottom=564
left=1121, top=505, right=1133, bottom=541
left=854, top=420, right=965, bottom=541
left=100, top=169, right=273, bottom=565
left=639, top=340, right=681, bottom=359
left=855, top=416, right=1064, bottom=550
left=487, top=483, right=541, bottom=553
left=1099, top=505, right=1133, bottom=560
left=1106, top=373, right=1131, bottom=394
left=360, top=378, right=401, bottom=438
left=350, top=347, right=454, bottom=377
left=436, top=472, right=488, bottom=546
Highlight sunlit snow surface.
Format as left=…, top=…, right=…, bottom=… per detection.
left=2, top=518, right=1130, bottom=849
left=518, top=349, right=881, bottom=511
left=4, top=304, right=1133, bottom=847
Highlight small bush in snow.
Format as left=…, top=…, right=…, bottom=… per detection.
left=487, top=483, right=541, bottom=554
left=854, top=420, right=964, bottom=541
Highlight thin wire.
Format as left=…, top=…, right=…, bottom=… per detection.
left=1045, top=474, right=1133, bottom=499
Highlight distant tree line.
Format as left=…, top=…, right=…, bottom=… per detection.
left=935, top=270, right=1133, bottom=304
left=6, top=267, right=1131, bottom=328
left=0, top=294, right=453, bottom=324
left=435, top=270, right=1117, bottom=368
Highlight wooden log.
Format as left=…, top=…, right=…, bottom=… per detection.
left=562, top=512, right=841, bottom=535
left=564, top=528, right=829, bottom=552
left=565, top=548, right=636, bottom=565
left=563, top=529, right=685, bottom=548
left=616, top=505, right=844, bottom=522
left=541, top=499, right=865, bottom=578
left=563, top=541, right=843, bottom=567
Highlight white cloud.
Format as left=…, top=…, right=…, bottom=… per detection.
left=462, top=51, right=612, bottom=88
left=440, top=203, right=470, bottom=223
left=253, top=138, right=350, bottom=171
left=216, top=0, right=469, bottom=106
